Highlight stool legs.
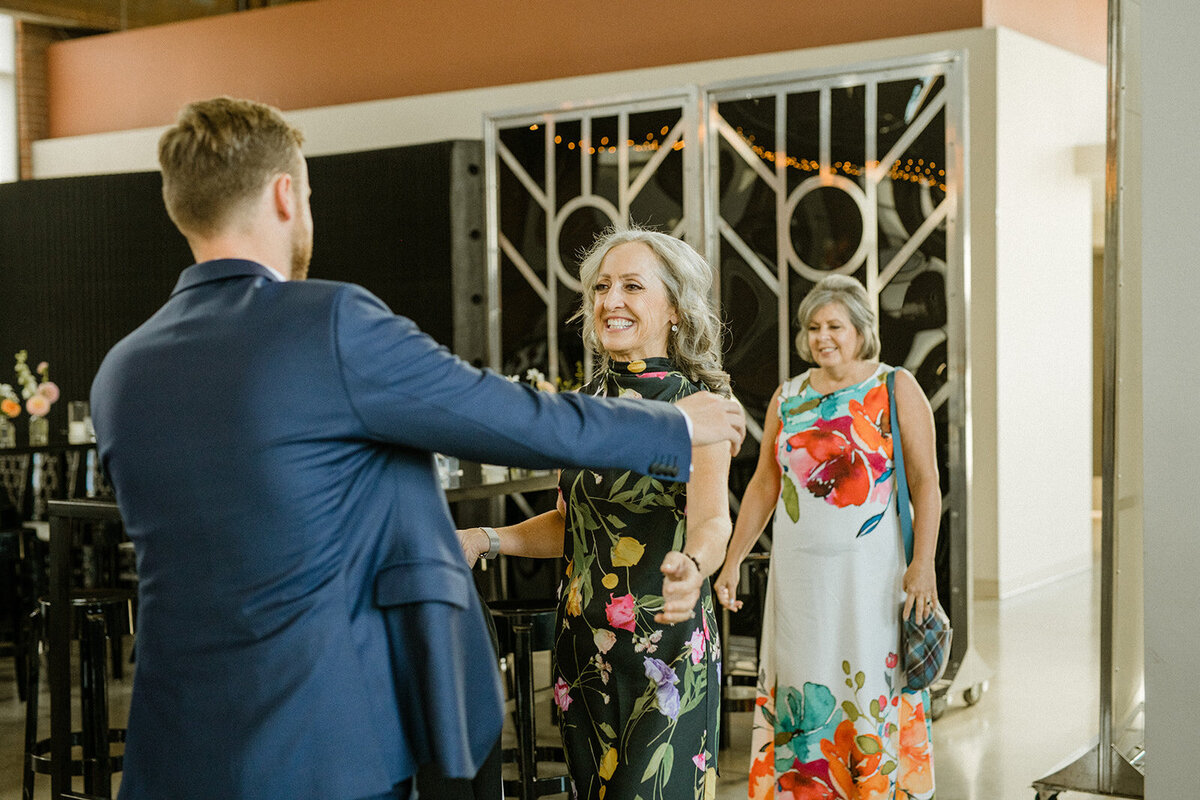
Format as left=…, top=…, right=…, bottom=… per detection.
left=489, top=602, right=568, bottom=800
left=511, top=621, right=536, bottom=800
left=80, top=610, right=112, bottom=797
left=23, top=610, right=41, bottom=800
left=23, top=601, right=125, bottom=800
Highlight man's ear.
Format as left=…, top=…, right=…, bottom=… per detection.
left=272, top=172, right=295, bottom=221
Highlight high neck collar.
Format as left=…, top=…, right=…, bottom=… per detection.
left=609, top=356, right=674, bottom=376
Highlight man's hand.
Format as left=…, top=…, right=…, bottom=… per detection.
left=675, top=392, right=746, bottom=456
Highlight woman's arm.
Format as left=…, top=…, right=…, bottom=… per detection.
left=457, top=499, right=566, bottom=568
left=713, top=387, right=783, bottom=611
left=894, top=369, right=942, bottom=621
left=655, top=437, right=733, bottom=625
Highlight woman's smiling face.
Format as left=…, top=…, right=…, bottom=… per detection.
left=592, top=242, right=678, bottom=363
left=806, top=301, right=864, bottom=369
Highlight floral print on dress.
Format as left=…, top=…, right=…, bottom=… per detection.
left=751, top=656, right=934, bottom=800
left=779, top=375, right=896, bottom=534
left=751, top=365, right=935, bottom=800
left=554, top=357, right=720, bottom=800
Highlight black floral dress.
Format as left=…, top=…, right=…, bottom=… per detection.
left=553, top=357, right=721, bottom=800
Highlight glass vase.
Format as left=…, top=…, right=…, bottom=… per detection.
left=29, top=415, right=49, bottom=446
left=0, top=416, right=14, bottom=448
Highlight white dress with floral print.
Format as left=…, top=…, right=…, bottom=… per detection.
left=748, top=365, right=936, bottom=800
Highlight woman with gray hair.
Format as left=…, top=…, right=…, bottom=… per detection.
left=714, top=273, right=940, bottom=800
left=459, top=227, right=732, bottom=800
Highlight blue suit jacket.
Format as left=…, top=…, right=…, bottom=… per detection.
left=91, top=259, right=693, bottom=800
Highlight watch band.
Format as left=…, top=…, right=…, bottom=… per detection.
left=481, top=526, right=501, bottom=560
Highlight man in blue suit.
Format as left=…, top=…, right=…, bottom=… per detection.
left=90, top=97, right=744, bottom=800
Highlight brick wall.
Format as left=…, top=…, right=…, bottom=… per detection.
left=15, top=21, right=55, bottom=180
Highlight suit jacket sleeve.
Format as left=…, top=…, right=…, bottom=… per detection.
left=332, top=284, right=693, bottom=481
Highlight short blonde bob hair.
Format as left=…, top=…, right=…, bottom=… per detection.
left=575, top=227, right=731, bottom=397
left=794, top=274, right=881, bottom=362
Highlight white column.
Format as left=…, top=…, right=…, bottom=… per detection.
left=1140, top=0, right=1200, bottom=795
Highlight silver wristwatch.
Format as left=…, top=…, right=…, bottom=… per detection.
left=480, top=526, right=501, bottom=560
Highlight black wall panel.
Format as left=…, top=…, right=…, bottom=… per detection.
left=0, top=142, right=470, bottom=444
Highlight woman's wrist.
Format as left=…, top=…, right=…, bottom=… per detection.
left=477, top=526, right=501, bottom=560
left=682, top=550, right=704, bottom=576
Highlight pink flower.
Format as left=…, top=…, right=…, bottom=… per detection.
left=886, top=652, right=898, bottom=669
left=36, top=362, right=48, bottom=373
left=639, top=372, right=670, bottom=379
left=25, top=394, right=50, bottom=417
left=605, top=593, right=637, bottom=633
left=36, top=382, right=59, bottom=403
left=688, top=627, right=705, bottom=664
left=692, top=752, right=707, bottom=771
left=553, top=677, right=573, bottom=711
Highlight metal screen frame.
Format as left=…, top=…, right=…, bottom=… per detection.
left=484, top=87, right=703, bottom=383
left=483, top=51, right=971, bottom=686
left=700, top=51, right=971, bottom=684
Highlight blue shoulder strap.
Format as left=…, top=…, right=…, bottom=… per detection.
left=888, top=368, right=915, bottom=565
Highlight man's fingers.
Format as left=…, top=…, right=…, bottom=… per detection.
left=727, top=402, right=746, bottom=455
left=677, top=393, right=747, bottom=451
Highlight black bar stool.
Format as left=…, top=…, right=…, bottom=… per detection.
left=24, top=588, right=133, bottom=800
left=0, top=525, right=34, bottom=701
left=488, top=598, right=569, bottom=800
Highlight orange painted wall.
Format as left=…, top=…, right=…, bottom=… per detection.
left=46, top=0, right=985, bottom=138
left=45, top=0, right=1102, bottom=140
left=985, top=0, right=1106, bottom=62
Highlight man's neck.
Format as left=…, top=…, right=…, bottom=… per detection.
left=189, top=235, right=289, bottom=280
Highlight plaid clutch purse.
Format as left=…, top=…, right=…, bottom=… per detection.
left=903, top=600, right=952, bottom=690
left=889, top=369, right=953, bottom=691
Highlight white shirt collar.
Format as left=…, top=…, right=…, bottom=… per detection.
left=261, top=263, right=288, bottom=282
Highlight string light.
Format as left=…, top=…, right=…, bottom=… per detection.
left=515, top=123, right=947, bottom=191
left=728, top=126, right=947, bottom=191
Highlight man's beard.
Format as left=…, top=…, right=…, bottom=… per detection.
left=291, top=233, right=312, bottom=281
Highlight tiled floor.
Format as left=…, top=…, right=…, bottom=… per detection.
left=0, top=566, right=1104, bottom=800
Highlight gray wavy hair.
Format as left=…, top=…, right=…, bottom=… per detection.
left=794, top=274, right=881, bottom=362
left=574, top=227, right=731, bottom=397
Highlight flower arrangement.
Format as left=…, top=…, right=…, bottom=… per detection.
left=509, top=362, right=585, bottom=393
left=13, top=350, right=59, bottom=418
left=0, top=383, right=19, bottom=419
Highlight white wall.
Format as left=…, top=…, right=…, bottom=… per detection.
left=987, top=28, right=1103, bottom=598
left=1141, top=0, right=1199, bottom=793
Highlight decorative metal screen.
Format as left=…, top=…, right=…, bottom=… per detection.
left=484, top=54, right=969, bottom=676
left=484, top=89, right=702, bottom=384
left=703, top=54, right=968, bottom=670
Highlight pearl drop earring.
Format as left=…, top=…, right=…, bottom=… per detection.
left=671, top=324, right=678, bottom=332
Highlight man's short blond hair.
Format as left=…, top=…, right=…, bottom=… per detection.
left=158, top=96, right=305, bottom=236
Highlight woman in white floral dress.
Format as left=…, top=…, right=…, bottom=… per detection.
left=715, top=275, right=940, bottom=800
